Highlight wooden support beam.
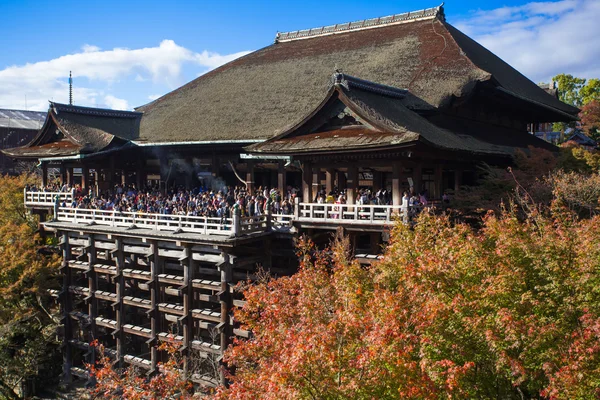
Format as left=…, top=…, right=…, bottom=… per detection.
left=183, top=245, right=193, bottom=377
left=219, top=253, right=233, bottom=386
left=114, top=237, right=125, bottom=368
left=434, top=164, right=443, bottom=200
left=149, top=240, right=160, bottom=372
left=61, top=232, right=73, bottom=384
left=454, top=169, right=463, bottom=192
left=336, top=170, right=347, bottom=194
left=312, top=168, right=320, bottom=200
left=245, top=161, right=255, bottom=193
left=413, top=162, right=422, bottom=195
left=136, top=157, right=144, bottom=190
left=82, top=165, right=89, bottom=192
left=211, top=154, right=219, bottom=178
left=325, top=168, right=335, bottom=194
left=370, top=232, right=382, bottom=254
left=87, top=234, right=97, bottom=371
left=277, top=160, right=286, bottom=194
left=302, top=162, right=313, bottom=203
left=108, top=157, right=115, bottom=188
left=41, top=162, right=48, bottom=188
left=60, top=164, right=67, bottom=186
left=372, top=171, right=382, bottom=193
left=392, top=162, right=402, bottom=206
left=66, top=166, right=73, bottom=187
left=347, top=166, right=358, bottom=205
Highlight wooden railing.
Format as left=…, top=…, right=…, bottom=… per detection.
left=24, top=190, right=72, bottom=207
left=26, top=191, right=419, bottom=234
left=272, top=213, right=294, bottom=230
left=56, top=208, right=235, bottom=236
left=297, top=203, right=409, bottom=225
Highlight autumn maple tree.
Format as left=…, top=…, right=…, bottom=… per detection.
left=218, top=199, right=600, bottom=399
left=0, top=174, right=61, bottom=399
left=89, top=341, right=195, bottom=399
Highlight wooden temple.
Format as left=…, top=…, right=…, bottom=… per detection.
left=2, top=4, right=579, bottom=388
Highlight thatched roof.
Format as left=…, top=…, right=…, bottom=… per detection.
left=249, top=74, right=555, bottom=157
left=2, top=103, right=140, bottom=159
left=136, top=5, right=577, bottom=145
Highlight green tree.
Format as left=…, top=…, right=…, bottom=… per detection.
left=552, top=74, right=600, bottom=134
left=553, top=73, right=587, bottom=107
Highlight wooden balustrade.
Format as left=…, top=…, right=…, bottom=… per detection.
left=297, top=202, right=409, bottom=225
left=27, top=190, right=419, bottom=234
left=24, top=190, right=72, bottom=206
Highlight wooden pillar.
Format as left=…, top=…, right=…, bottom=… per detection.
left=61, top=232, right=73, bottom=384
left=60, top=164, right=67, bottom=186
left=370, top=232, right=382, bottom=254
left=392, top=162, right=402, bottom=206
left=184, top=157, right=193, bottom=189
left=86, top=235, right=97, bottom=369
left=277, top=160, right=286, bottom=194
left=41, top=162, right=48, bottom=188
left=108, top=158, right=115, bottom=189
left=159, top=156, right=169, bottom=193
left=66, top=166, right=73, bottom=187
left=413, top=162, right=422, bottom=194
left=149, top=240, right=160, bottom=372
left=302, top=162, right=313, bottom=203
left=312, top=167, right=320, bottom=201
left=336, top=170, right=346, bottom=192
left=219, top=254, right=233, bottom=386
left=182, top=245, right=192, bottom=376
left=81, top=165, right=89, bottom=192
left=372, top=170, right=382, bottom=193
left=114, top=237, right=125, bottom=368
left=136, top=157, right=144, bottom=190
left=211, top=154, right=219, bottom=178
left=245, top=161, right=255, bottom=193
left=434, top=164, right=443, bottom=200
left=325, top=168, right=335, bottom=194
left=347, top=166, right=358, bottom=205
left=454, top=169, right=463, bottom=192
left=93, top=169, right=99, bottom=196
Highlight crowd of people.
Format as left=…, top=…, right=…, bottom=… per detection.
left=27, top=181, right=444, bottom=220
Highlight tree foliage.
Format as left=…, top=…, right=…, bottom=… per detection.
left=0, top=174, right=61, bottom=399
left=552, top=74, right=600, bottom=134
left=219, top=198, right=600, bottom=399
left=89, top=341, right=195, bottom=400
left=553, top=74, right=600, bottom=107
left=579, top=100, right=600, bottom=142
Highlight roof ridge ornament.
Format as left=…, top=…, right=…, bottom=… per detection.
left=276, top=4, right=445, bottom=43
left=330, top=72, right=408, bottom=99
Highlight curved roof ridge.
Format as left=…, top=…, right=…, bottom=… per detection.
left=275, top=4, right=445, bottom=43
left=50, top=102, right=142, bottom=119
left=331, top=72, right=408, bottom=99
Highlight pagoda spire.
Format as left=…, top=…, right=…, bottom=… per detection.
left=69, top=71, right=73, bottom=105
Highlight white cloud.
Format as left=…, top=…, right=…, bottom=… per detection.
left=0, top=40, right=251, bottom=111
left=82, top=44, right=101, bottom=53
left=103, top=95, right=129, bottom=110
left=454, top=0, right=600, bottom=83
left=148, top=94, right=162, bottom=101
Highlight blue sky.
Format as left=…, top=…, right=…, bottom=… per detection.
left=0, top=0, right=598, bottom=111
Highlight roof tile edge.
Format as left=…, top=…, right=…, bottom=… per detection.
left=275, top=3, right=445, bottom=43
left=50, top=102, right=143, bottom=119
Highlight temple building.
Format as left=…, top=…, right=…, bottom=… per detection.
left=2, top=4, right=579, bottom=387
left=0, top=108, right=45, bottom=174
